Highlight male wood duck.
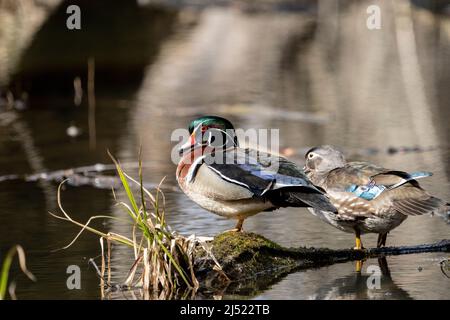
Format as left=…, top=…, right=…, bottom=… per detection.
left=304, top=145, right=448, bottom=249
left=176, top=116, right=337, bottom=232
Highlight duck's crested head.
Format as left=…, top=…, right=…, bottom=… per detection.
left=180, top=116, right=238, bottom=156
left=188, top=115, right=235, bottom=134
left=304, top=145, right=346, bottom=175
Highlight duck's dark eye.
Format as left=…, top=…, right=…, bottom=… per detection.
left=207, top=129, right=225, bottom=148
left=308, top=153, right=314, bottom=159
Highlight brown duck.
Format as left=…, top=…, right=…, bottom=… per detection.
left=304, top=145, right=448, bottom=249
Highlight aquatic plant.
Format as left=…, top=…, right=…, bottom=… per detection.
left=0, top=245, right=35, bottom=300
left=50, top=151, right=220, bottom=298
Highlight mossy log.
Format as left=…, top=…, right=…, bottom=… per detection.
left=194, top=232, right=450, bottom=291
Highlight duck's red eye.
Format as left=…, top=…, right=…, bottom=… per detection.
left=201, top=126, right=207, bottom=133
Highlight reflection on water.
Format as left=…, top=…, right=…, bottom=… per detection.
left=246, top=258, right=410, bottom=300
left=257, top=255, right=450, bottom=300
left=0, top=0, right=450, bottom=299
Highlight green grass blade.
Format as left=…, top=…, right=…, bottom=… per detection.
left=0, top=249, right=14, bottom=300
left=0, top=246, right=35, bottom=300
left=108, top=150, right=139, bottom=217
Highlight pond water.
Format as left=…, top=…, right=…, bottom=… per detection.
left=0, top=0, right=449, bottom=299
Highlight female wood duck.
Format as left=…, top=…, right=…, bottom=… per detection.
left=304, top=145, right=447, bottom=249
left=176, top=116, right=337, bottom=232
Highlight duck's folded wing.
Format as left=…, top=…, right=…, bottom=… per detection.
left=371, top=170, right=433, bottom=189
left=328, top=162, right=432, bottom=196
left=337, top=162, right=431, bottom=188
left=325, top=163, right=445, bottom=216
left=341, top=166, right=443, bottom=216
left=205, top=148, right=321, bottom=196
left=204, top=148, right=337, bottom=212
left=376, top=186, right=445, bottom=216
left=324, top=187, right=443, bottom=218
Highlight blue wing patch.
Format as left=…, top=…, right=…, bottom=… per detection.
left=346, top=184, right=386, bottom=200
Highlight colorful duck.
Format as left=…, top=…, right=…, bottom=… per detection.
left=176, top=116, right=337, bottom=232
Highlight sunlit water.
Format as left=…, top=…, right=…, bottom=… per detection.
left=0, top=0, right=449, bottom=299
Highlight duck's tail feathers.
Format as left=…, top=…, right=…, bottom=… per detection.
left=266, top=187, right=338, bottom=213
left=394, top=196, right=444, bottom=216
left=296, top=193, right=338, bottom=213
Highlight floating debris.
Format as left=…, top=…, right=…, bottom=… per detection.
left=66, top=125, right=82, bottom=138
left=0, top=174, right=20, bottom=182
left=0, top=162, right=179, bottom=191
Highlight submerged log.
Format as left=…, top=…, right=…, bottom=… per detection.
left=194, top=232, right=450, bottom=290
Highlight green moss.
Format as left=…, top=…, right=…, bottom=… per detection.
left=212, top=232, right=281, bottom=259
left=208, top=232, right=298, bottom=280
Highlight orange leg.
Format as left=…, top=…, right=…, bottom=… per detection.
left=223, top=218, right=245, bottom=233
left=354, top=229, right=364, bottom=250
left=234, top=218, right=244, bottom=232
